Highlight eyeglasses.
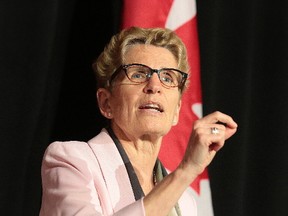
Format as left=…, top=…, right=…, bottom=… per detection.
left=109, top=63, right=188, bottom=89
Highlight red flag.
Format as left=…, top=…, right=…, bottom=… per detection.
left=122, top=1, right=213, bottom=215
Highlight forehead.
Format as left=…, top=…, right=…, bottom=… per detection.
left=124, top=44, right=178, bottom=68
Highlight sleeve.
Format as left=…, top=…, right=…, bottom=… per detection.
left=178, top=190, right=198, bottom=216
left=39, top=141, right=145, bottom=216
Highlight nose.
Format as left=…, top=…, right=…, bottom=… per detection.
left=143, top=72, right=162, bottom=94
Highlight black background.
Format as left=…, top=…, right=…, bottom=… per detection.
left=0, top=0, right=287, bottom=215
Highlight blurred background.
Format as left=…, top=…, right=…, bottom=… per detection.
left=0, top=0, right=287, bottom=215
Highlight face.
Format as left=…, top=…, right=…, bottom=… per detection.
left=97, top=44, right=182, bottom=141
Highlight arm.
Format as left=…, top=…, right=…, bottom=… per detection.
left=143, top=111, right=238, bottom=216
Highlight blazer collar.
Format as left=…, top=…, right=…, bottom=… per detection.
left=87, top=128, right=135, bottom=212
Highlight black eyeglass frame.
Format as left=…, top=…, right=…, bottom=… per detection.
left=109, top=63, right=188, bottom=89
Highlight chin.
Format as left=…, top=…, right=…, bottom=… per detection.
left=142, top=125, right=171, bottom=137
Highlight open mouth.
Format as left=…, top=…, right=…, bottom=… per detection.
left=139, top=103, right=164, bottom=113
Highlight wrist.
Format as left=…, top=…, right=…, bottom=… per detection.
left=173, top=165, right=199, bottom=187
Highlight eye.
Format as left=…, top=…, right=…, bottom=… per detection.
left=130, top=71, right=146, bottom=79
left=160, top=70, right=177, bottom=85
left=128, top=66, right=149, bottom=81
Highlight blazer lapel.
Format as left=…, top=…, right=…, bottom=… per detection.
left=88, top=129, right=135, bottom=212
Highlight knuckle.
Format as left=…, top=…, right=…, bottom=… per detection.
left=193, top=119, right=201, bottom=129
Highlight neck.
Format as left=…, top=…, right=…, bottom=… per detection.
left=110, top=123, right=163, bottom=158
left=109, top=125, right=161, bottom=194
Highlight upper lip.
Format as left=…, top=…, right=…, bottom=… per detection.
left=139, top=102, right=164, bottom=112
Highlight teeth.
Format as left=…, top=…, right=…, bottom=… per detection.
left=140, top=103, right=163, bottom=112
left=145, top=104, right=159, bottom=109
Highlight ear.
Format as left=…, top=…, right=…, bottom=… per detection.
left=96, top=88, right=113, bottom=119
left=172, top=99, right=182, bottom=126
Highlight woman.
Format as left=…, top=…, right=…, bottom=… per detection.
left=40, top=26, right=237, bottom=216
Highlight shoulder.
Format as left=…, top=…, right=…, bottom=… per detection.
left=41, top=139, right=103, bottom=181
left=42, top=129, right=115, bottom=172
left=41, top=140, right=99, bottom=176
left=44, top=129, right=111, bottom=159
left=41, top=129, right=113, bottom=181
left=43, top=140, right=92, bottom=161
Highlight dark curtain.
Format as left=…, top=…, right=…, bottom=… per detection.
left=197, top=0, right=288, bottom=216
left=0, top=1, right=287, bottom=216
left=0, top=0, right=75, bottom=215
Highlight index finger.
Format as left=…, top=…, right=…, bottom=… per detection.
left=202, top=111, right=238, bottom=129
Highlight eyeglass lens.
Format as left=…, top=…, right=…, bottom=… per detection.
left=125, top=64, right=183, bottom=87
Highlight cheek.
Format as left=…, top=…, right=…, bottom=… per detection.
left=111, top=97, right=126, bottom=114
left=110, top=90, right=138, bottom=116
left=171, top=103, right=180, bottom=118
left=169, top=96, right=181, bottom=121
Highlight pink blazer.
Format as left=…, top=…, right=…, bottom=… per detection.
left=40, top=129, right=197, bottom=216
